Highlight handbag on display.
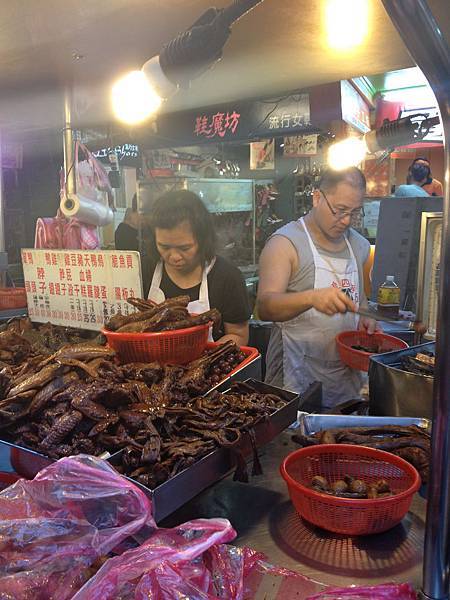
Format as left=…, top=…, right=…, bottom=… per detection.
left=74, top=141, right=113, bottom=205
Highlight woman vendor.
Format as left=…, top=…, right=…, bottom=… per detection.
left=143, top=190, right=250, bottom=346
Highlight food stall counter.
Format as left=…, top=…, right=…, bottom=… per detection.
left=161, top=430, right=426, bottom=589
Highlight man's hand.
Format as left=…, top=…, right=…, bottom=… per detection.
left=311, top=288, right=356, bottom=316
left=358, top=316, right=382, bottom=335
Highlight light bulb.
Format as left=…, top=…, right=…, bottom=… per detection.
left=325, top=0, right=369, bottom=50
left=327, top=137, right=368, bottom=170
left=112, top=70, right=162, bottom=125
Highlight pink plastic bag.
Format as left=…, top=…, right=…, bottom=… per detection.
left=73, top=518, right=237, bottom=599
left=0, top=455, right=417, bottom=600
left=74, top=141, right=112, bottom=202
left=306, top=584, right=417, bottom=599
left=35, top=213, right=100, bottom=250
left=73, top=520, right=417, bottom=600
left=0, top=455, right=153, bottom=600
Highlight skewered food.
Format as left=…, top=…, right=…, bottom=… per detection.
left=351, top=344, right=382, bottom=353
left=0, top=331, right=277, bottom=487
left=331, top=480, right=348, bottom=494
left=0, top=318, right=101, bottom=369
left=400, top=351, right=435, bottom=376
left=293, top=424, right=430, bottom=483
left=311, top=475, right=330, bottom=492
left=311, top=474, right=393, bottom=498
left=104, top=295, right=220, bottom=333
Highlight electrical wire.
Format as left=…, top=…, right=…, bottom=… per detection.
left=247, top=91, right=311, bottom=138
left=220, top=0, right=265, bottom=26
left=247, top=98, right=283, bottom=138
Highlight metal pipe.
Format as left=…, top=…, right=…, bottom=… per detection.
left=0, top=131, right=5, bottom=254
left=381, top=1, right=450, bottom=598
left=252, top=180, right=256, bottom=266
left=63, top=89, right=76, bottom=197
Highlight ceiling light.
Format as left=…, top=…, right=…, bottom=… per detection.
left=325, top=0, right=369, bottom=50
left=111, top=0, right=264, bottom=124
left=327, top=137, right=368, bottom=169
left=327, top=113, right=440, bottom=169
left=112, top=71, right=162, bottom=125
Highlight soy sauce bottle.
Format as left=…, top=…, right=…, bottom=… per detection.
left=377, top=275, right=400, bottom=317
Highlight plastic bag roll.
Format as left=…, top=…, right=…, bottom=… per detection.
left=60, top=194, right=114, bottom=227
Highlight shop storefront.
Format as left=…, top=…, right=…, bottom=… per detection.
left=0, top=0, right=448, bottom=598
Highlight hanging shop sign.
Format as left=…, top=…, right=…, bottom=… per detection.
left=250, top=139, right=275, bottom=170
left=341, top=80, right=371, bottom=134
left=194, top=110, right=242, bottom=139
left=283, top=134, right=318, bottom=157
left=21, top=249, right=143, bottom=331
left=93, top=144, right=141, bottom=167
left=141, top=93, right=313, bottom=149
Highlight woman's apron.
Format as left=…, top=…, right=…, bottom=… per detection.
left=148, top=259, right=216, bottom=341
left=279, top=218, right=363, bottom=408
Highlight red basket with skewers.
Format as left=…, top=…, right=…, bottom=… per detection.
left=336, top=331, right=408, bottom=372
left=281, top=444, right=420, bottom=535
left=102, top=321, right=211, bottom=364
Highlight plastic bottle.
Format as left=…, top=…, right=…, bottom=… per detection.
left=377, top=275, right=400, bottom=317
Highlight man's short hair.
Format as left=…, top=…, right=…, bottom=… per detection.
left=318, top=167, right=366, bottom=194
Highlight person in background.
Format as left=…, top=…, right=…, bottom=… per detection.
left=257, top=167, right=378, bottom=410
left=115, top=194, right=140, bottom=251
left=411, top=157, right=444, bottom=196
left=143, top=190, right=250, bottom=346
left=394, top=161, right=430, bottom=197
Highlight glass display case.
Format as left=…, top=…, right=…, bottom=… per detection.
left=417, top=212, right=442, bottom=339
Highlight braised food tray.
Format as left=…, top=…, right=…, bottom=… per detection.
left=299, top=414, right=431, bottom=436
left=110, top=379, right=300, bottom=522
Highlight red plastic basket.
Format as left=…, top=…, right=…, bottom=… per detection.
left=102, top=322, right=211, bottom=364
left=280, top=444, right=420, bottom=535
left=0, top=287, right=27, bottom=310
left=336, top=330, right=408, bottom=372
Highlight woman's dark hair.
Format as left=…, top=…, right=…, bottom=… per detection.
left=318, top=167, right=366, bottom=194
left=149, top=190, right=216, bottom=264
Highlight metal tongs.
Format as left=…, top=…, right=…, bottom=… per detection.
left=353, top=307, right=427, bottom=344
left=355, top=306, right=410, bottom=326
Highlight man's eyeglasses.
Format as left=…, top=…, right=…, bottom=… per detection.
left=320, top=189, right=365, bottom=220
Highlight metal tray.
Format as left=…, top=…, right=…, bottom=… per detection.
left=0, top=438, right=53, bottom=477
left=298, top=413, right=431, bottom=436
left=111, top=379, right=300, bottom=522
left=0, top=356, right=260, bottom=479
left=0, top=437, right=118, bottom=479
left=369, top=342, right=435, bottom=418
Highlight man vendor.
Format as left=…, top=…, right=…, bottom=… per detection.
left=257, top=167, right=377, bottom=409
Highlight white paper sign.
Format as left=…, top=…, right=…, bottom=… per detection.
left=21, top=249, right=143, bottom=331
left=283, top=134, right=318, bottom=157
left=250, top=139, right=275, bottom=170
